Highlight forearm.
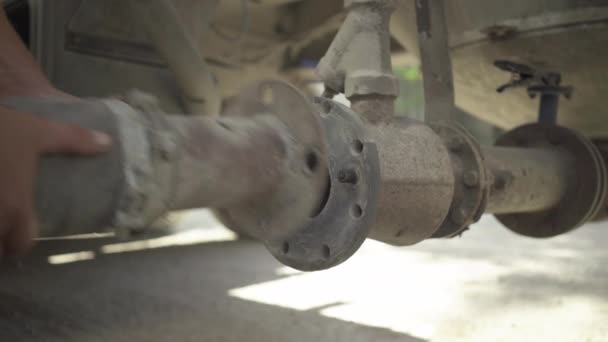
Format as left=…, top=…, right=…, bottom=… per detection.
left=0, top=7, right=54, bottom=99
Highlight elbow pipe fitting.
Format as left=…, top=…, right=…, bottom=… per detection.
left=317, top=0, right=399, bottom=122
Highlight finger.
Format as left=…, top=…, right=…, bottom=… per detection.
left=36, top=119, right=112, bottom=155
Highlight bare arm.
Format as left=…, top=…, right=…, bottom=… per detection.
left=0, top=7, right=111, bottom=257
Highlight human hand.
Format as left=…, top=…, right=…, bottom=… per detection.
left=0, top=105, right=112, bottom=257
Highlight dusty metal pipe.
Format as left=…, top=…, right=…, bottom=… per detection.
left=1, top=97, right=293, bottom=238
left=483, top=146, right=571, bottom=214
left=164, top=115, right=288, bottom=211
left=416, top=0, right=455, bottom=123
left=317, top=0, right=399, bottom=122
left=366, top=118, right=455, bottom=246
left=130, top=0, right=221, bottom=116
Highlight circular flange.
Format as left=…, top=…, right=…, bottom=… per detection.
left=431, top=122, right=489, bottom=238
left=265, top=98, right=381, bottom=271
left=214, top=80, right=329, bottom=242
left=495, top=123, right=607, bottom=237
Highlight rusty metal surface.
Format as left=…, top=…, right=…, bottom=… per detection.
left=265, top=98, right=380, bottom=271
left=350, top=95, right=396, bottom=125
left=317, top=0, right=398, bottom=97
left=366, top=119, right=455, bottom=246
left=430, top=123, right=489, bottom=238
left=483, top=146, right=570, bottom=214
left=495, top=124, right=607, bottom=237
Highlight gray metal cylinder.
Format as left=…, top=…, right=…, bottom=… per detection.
left=4, top=98, right=126, bottom=237
left=366, top=118, right=455, bottom=246
left=483, top=146, right=571, bottom=214
left=1, top=97, right=291, bottom=238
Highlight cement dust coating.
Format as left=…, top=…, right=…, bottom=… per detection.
left=0, top=210, right=607, bottom=342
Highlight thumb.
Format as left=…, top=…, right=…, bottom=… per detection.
left=35, top=118, right=113, bottom=155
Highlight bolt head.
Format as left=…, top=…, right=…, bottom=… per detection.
left=338, top=169, right=359, bottom=184
left=451, top=207, right=468, bottom=225
left=448, top=136, right=465, bottom=152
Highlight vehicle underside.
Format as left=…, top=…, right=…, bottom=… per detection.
left=3, top=0, right=608, bottom=271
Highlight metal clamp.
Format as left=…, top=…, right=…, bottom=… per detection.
left=431, top=123, right=490, bottom=238
left=495, top=60, right=573, bottom=124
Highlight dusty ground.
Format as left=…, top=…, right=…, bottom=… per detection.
left=1, top=211, right=607, bottom=342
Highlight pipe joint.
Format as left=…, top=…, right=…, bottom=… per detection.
left=317, top=0, right=398, bottom=120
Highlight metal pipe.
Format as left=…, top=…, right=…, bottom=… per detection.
left=1, top=97, right=290, bottom=238
left=130, top=0, right=221, bottom=116
left=416, top=0, right=456, bottom=123
left=538, top=93, right=559, bottom=124
left=483, top=146, right=571, bottom=214
left=166, top=115, right=288, bottom=211
left=317, top=0, right=399, bottom=122
left=350, top=95, right=396, bottom=124
left=366, top=118, right=455, bottom=246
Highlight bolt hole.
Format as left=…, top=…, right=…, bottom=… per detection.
left=352, top=140, right=364, bottom=154
left=351, top=204, right=363, bottom=219
left=322, top=245, right=331, bottom=259
left=282, top=241, right=290, bottom=254
left=305, top=150, right=319, bottom=173
left=338, top=169, right=358, bottom=184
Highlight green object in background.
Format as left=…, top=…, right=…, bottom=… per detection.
left=394, top=66, right=425, bottom=121
left=397, top=66, right=422, bottom=82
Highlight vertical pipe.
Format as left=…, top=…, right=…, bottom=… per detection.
left=130, top=0, right=221, bottom=116
left=538, top=93, right=559, bottom=124
left=317, top=0, right=399, bottom=122
left=416, top=0, right=455, bottom=123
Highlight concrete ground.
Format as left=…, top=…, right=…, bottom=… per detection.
left=1, top=211, right=607, bottom=342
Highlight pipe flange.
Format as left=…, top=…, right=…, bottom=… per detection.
left=214, top=80, right=329, bottom=242
left=265, top=98, right=381, bottom=271
left=431, top=122, right=490, bottom=238
left=496, top=124, right=607, bottom=237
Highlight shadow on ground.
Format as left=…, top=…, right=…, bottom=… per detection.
left=2, top=214, right=608, bottom=341
left=0, top=236, right=425, bottom=342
